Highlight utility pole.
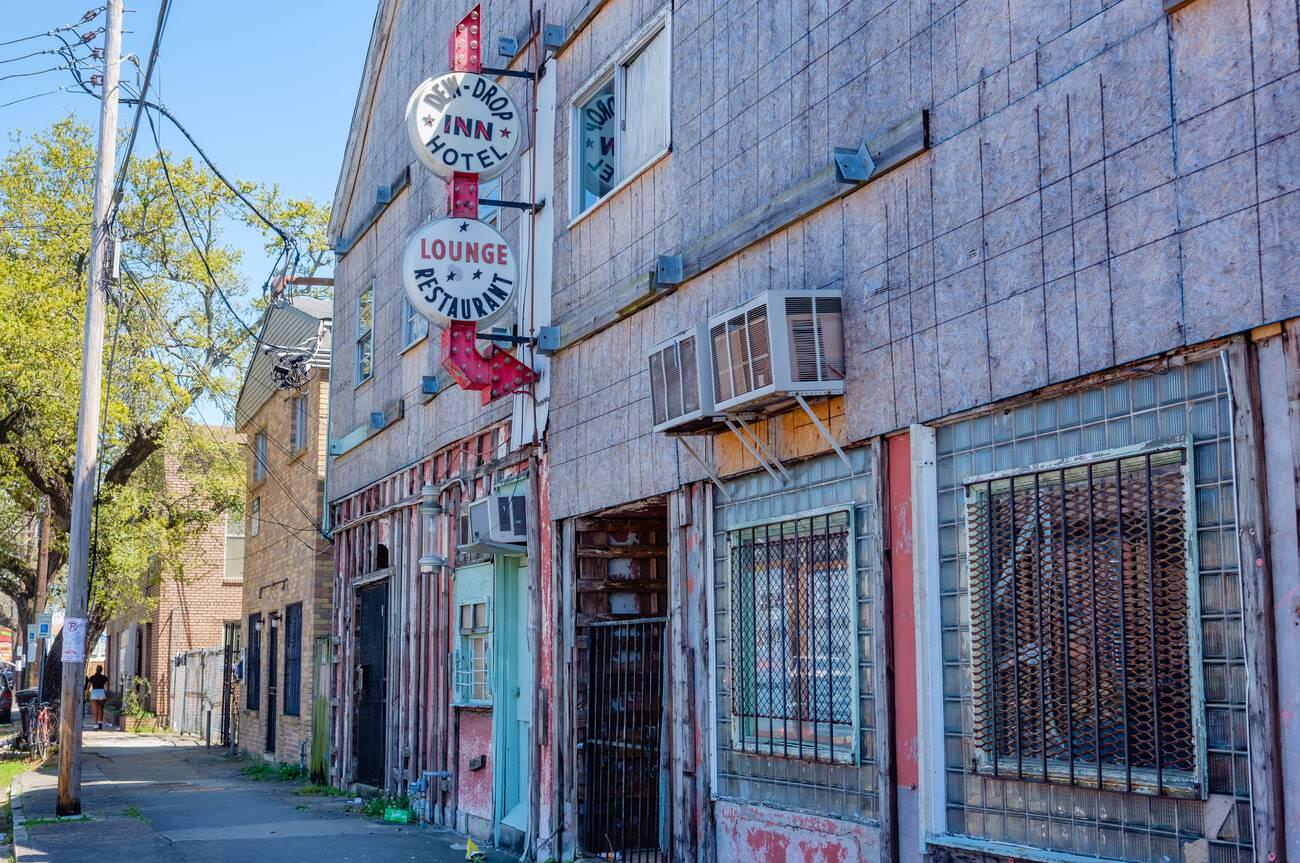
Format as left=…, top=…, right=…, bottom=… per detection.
left=58, top=0, right=121, bottom=816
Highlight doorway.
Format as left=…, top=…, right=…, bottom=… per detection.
left=494, top=555, right=532, bottom=849
left=573, top=501, right=669, bottom=862
left=355, top=582, right=388, bottom=786
left=266, top=614, right=279, bottom=753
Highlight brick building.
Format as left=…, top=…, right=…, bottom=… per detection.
left=104, top=425, right=245, bottom=727
left=233, top=297, right=334, bottom=772
left=327, top=0, right=1300, bottom=861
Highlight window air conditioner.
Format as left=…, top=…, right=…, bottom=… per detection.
left=647, top=323, right=715, bottom=433
left=708, top=289, right=845, bottom=414
left=466, top=489, right=528, bottom=548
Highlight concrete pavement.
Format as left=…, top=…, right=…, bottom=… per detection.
left=12, top=729, right=512, bottom=862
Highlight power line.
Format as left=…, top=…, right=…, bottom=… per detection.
left=109, top=0, right=170, bottom=224
left=0, top=8, right=104, bottom=49
left=0, top=64, right=78, bottom=85
left=0, top=86, right=73, bottom=109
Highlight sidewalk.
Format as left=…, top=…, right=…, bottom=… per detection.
left=11, top=728, right=512, bottom=862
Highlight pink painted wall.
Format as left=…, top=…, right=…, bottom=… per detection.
left=715, top=800, right=880, bottom=863
left=457, top=709, right=494, bottom=820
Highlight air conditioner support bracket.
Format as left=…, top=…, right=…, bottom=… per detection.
left=723, top=416, right=792, bottom=486
left=677, top=438, right=732, bottom=501
left=794, top=394, right=852, bottom=470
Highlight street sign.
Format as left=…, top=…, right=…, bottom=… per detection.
left=402, top=217, right=518, bottom=328
left=61, top=617, right=86, bottom=663
left=37, top=612, right=52, bottom=639
left=26, top=624, right=36, bottom=644
left=405, top=72, right=523, bottom=180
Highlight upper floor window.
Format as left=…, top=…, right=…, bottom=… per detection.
left=253, top=431, right=267, bottom=481
left=571, top=17, right=671, bottom=218
left=250, top=496, right=261, bottom=537
left=224, top=513, right=245, bottom=583
left=964, top=449, right=1198, bottom=796
left=291, top=394, right=309, bottom=453
left=479, top=176, right=501, bottom=228
left=356, top=284, right=374, bottom=384
left=403, top=297, right=429, bottom=349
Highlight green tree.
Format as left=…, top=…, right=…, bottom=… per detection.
left=0, top=116, right=270, bottom=687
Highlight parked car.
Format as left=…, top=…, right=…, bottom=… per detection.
left=0, top=686, right=10, bottom=723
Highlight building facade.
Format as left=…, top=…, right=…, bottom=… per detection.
left=327, top=0, right=1299, bottom=861
left=104, top=427, right=245, bottom=727
left=234, top=297, right=335, bottom=772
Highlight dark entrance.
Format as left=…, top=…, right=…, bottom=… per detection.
left=574, top=501, right=669, bottom=862
left=266, top=615, right=279, bottom=753
left=220, top=621, right=240, bottom=747
left=355, top=582, right=388, bottom=787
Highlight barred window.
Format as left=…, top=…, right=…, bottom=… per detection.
left=729, top=510, right=855, bottom=763
left=282, top=602, right=302, bottom=716
left=965, top=449, right=1198, bottom=796
left=454, top=601, right=491, bottom=705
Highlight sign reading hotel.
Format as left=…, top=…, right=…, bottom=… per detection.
left=402, top=217, right=518, bottom=327
left=406, top=72, right=523, bottom=180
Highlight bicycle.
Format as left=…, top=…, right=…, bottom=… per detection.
left=31, top=701, right=56, bottom=762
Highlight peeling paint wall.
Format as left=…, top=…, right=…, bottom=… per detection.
left=457, top=709, right=494, bottom=832
left=715, top=800, right=881, bottom=863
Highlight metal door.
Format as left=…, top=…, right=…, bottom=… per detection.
left=266, top=615, right=278, bottom=753
left=220, top=622, right=240, bottom=746
left=355, top=583, right=388, bottom=786
left=581, top=618, right=667, bottom=862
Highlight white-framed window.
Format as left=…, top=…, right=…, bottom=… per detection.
left=402, top=297, right=429, bottom=349
left=249, top=496, right=261, bottom=537
left=454, top=600, right=491, bottom=705
left=224, top=512, right=245, bottom=582
left=570, top=14, right=671, bottom=218
left=355, top=283, right=374, bottom=384
left=291, top=394, right=309, bottom=453
left=479, top=176, right=502, bottom=228
left=253, top=431, right=267, bottom=481
left=728, top=510, right=857, bottom=763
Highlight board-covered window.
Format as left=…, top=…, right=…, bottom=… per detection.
left=402, top=297, right=428, bottom=349
left=224, top=513, right=245, bottom=583
left=571, top=16, right=670, bottom=217
left=729, top=510, right=856, bottom=763
left=282, top=602, right=302, bottom=716
left=964, top=448, right=1199, bottom=796
left=355, top=283, right=374, bottom=384
left=250, top=496, right=261, bottom=537
left=253, top=431, right=267, bottom=481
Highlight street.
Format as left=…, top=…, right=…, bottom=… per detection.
left=12, top=731, right=511, bottom=863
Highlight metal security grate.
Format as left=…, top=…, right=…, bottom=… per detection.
left=730, top=511, right=855, bottom=763
left=966, top=449, right=1197, bottom=797
left=581, top=618, right=666, bottom=862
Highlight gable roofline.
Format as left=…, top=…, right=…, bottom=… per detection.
left=328, top=0, right=403, bottom=244
left=234, top=298, right=333, bottom=431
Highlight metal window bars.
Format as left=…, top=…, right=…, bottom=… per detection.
left=729, top=510, right=856, bottom=764
left=965, top=449, right=1198, bottom=797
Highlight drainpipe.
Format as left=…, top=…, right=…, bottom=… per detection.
left=320, top=363, right=333, bottom=539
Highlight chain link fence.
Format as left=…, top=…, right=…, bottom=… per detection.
left=169, top=648, right=225, bottom=741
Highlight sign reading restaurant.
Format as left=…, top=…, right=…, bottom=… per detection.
left=402, top=216, right=518, bottom=327
left=406, top=71, right=523, bottom=180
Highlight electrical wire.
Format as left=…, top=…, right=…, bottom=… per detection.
left=0, top=7, right=104, bottom=49
left=0, top=63, right=76, bottom=84
left=108, top=0, right=170, bottom=224
left=0, top=86, right=73, bottom=109
left=0, top=48, right=58, bottom=66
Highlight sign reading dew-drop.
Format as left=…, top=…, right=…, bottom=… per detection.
left=406, top=72, right=523, bottom=180
left=402, top=217, right=518, bottom=327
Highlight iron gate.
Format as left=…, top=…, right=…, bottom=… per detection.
left=221, top=621, right=240, bottom=746
left=580, top=617, right=667, bottom=862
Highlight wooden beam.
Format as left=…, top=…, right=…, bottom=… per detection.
left=1224, top=337, right=1286, bottom=863
left=551, top=111, right=928, bottom=352
left=576, top=545, right=667, bottom=559
left=1164, top=0, right=1197, bottom=13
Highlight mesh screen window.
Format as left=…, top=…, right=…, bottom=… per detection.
left=965, top=450, right=1197, bottom=797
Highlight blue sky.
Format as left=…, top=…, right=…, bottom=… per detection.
left=1, top=0, right=376, bottom=286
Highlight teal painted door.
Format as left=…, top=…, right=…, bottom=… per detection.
left=494, top=556, right=531, bottom=838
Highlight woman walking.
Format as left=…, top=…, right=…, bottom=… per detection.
left=86, top=666, right=109, bottom=730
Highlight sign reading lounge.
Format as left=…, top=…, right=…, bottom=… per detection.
left=402, top=217, right=517, bottom=327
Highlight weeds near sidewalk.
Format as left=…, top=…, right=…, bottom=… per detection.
left=240, top=761, right=307, bottom=782
left=22, top=816, right=90, bottom=826
left=293, top=783, right=347, bottom=797
left=123, top=805, right=145, bottom=821
left=0, top=751, right=40, bottom=848
left=357, top=794, right=409, bottom=819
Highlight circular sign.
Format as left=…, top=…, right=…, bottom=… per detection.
left=406, top=72, right=523, bottom=180
left=402, top=217, right=518, bottom=327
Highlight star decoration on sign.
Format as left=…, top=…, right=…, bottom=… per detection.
left=499, top=127, right=511, bottom=139
left=447, top=269, right=457, bottom=281
left=423, top=115, right=435, bottom=127
left=458, top=222, right=469, bottom=233
left=472, top=269, right=483, bottom=280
